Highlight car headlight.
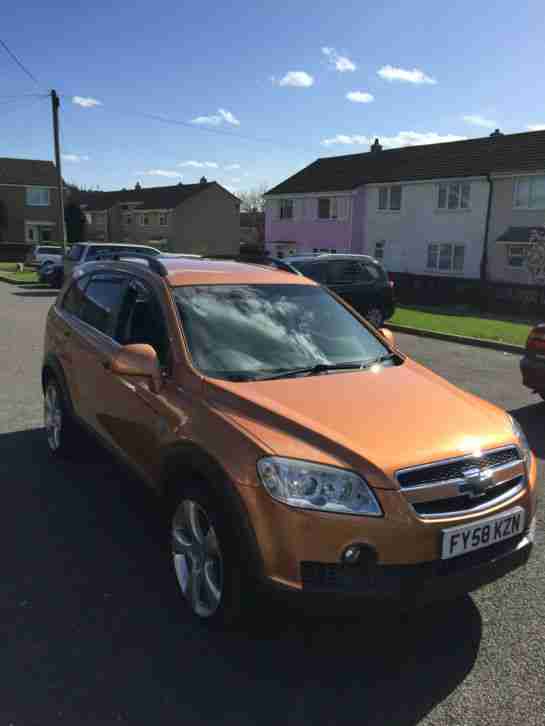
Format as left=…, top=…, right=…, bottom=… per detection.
left=257, top=457, right=382, bottom=516
left=509, top=416, right=532, bottom=469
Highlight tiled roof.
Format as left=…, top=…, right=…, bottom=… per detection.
left=73, top=181, right=237, bottom=212
left=266, top=130, right=545, bottom=195
left=0, top=158, right=57, bottom=186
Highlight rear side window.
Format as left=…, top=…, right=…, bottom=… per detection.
left=63, top=276, right=89, bottom=317
left=85, top=246, right=115, bottom=261
left=80, top=273, right=127, bottom=335
left=359, top=261, right=387, bottom=283
left=327, top=260, right=363, bottom=284
left=292, top=261, right=327, bottom=283
left=38, top=246, right=63, bottom=255
left=67, top=244, right=84, bottom=261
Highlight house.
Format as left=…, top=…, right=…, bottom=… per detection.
left=240, top=211, right=265, bottom=246
left=0, top=158, right=61, bottom=244
left=265, top=130, right=545, bottom=284
left=73, top=179, right=240, bottom=256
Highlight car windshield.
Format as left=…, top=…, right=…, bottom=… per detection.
left=173, top=284, right=391, bottom=381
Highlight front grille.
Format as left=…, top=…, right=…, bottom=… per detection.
left=397, top=446, right=520, bottom=489
left=413, top=477, right=523, bottom=517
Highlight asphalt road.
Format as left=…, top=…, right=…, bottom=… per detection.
left=0, top=281, right=543, bottom=726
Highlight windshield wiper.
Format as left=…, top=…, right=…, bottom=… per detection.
left=360, top=352, right=398, bottom=368
left=258, top=361, right=370, bottom=380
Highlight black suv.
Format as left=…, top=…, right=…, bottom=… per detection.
left=287, top=254, right=395, bottom=327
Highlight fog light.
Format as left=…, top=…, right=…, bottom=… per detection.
left=343, top=545, right=361, bottom=564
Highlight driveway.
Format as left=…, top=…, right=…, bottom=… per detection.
left=0, top=281, right=543, bottom=726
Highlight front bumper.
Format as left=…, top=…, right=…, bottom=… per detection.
left=520, top=354, right=545, bottom=392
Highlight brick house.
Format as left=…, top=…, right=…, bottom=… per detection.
left=0, top=158, right=60, bottom=244
left=74, top=179, right=240, bottom=255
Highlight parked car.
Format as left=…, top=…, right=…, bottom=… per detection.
left=520, top=323, right=545, bottom=397
left=25, top=245, right=64, bottom=268
left=287, top=254, right=395, bottom=327
left=42, top=256, right=536, bottom=626
left=64, top=242, right=161, bottom=279
left=38, top=259, right=64, bottom=288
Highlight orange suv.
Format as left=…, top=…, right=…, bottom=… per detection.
left=42, top=256, right=537, bottom=624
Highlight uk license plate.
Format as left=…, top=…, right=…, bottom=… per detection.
left=441, top=507, right=525, bottom=560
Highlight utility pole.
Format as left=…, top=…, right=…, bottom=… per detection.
left=51, top=90, right=66, bottom=251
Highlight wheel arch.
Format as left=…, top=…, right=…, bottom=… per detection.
left=42, top=353, right=75, bottom=416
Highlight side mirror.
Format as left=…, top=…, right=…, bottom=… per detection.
left=110, top=343, right=162, bottom=393
left=379, top=328, right=395, bottom=347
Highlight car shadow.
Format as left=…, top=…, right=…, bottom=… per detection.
left=0, top=427, right=482, bottom=725
left=12, top=289, right=58, bottom=298
left=509, top=400, right=545, bottom=460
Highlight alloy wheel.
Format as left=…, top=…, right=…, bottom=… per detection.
left=171, top=499, right=224, bottom=618
left=44, top=383, right=62, bottom=451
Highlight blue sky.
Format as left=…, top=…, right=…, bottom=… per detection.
left=1, top=0, right=544, bottom=193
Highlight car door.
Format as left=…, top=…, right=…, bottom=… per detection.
left=325, top=259, right=366, bottom=311
left=91, top=275, right=179, bottom=482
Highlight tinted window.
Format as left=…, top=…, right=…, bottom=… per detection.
left=173, top=284, right=388, bottom=381
left=67, top=244, right=84, bottom=261
left=291, top=261, right=327, bottom=283
left=116, top=280, right=170, bottom=366
left=38, top=246, right=63, bottom=255
left=327, top=260, right=363, bottom=284
left=63, top=276, right=89, bottom=317
left=360, top=261, right=387, bottom=283
left=80, top=274, right=127, bottom=335
left=85, top=246, right=116, bottom=261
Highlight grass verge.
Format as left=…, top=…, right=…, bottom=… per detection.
left=0, top=262, right=38, bottom=284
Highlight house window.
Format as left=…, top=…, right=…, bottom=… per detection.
left=140, top=215, right=149, bottom=226
left=318, top=198, right=330, bottom=218
left=279, top=199, right=293, bottom=219
left=427, top=243, right=465, bottom=272
left=159, top=214, right=168, bottom=226
left=93, top=214, right=105, bottom=228
left=514, top=176, right=545, bottom=209
left=374, top=241, right=385, bottom=261
left=378, top=186, right=402, bottom=211
left=437, top=182, right=471, bottom=210
left=507, top=245, right=526, bottom=268
left=26, top=187, right=50, bottom=206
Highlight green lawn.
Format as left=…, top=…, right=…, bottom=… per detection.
left=0, top=262, right=39, bottom=283
left=390, top=306, right=532, bottom=347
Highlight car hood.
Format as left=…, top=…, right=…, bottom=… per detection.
left=205, top=358, right=515, bottom=490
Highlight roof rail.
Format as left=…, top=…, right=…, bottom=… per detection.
left=100, top=252, right=169, bottom=277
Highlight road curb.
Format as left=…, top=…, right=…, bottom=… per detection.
left=0, top=275, right=41, bottom=287
left=386, top=323, right=526, bottom=355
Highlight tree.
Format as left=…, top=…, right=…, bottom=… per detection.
left=237, top=182, right=268, bottom=212
left=65, top=202, right=86, bottom=244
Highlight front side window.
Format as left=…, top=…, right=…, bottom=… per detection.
left=507, top=245, right=526, bottom=268
left=514, top=176, right=545, bottom=209
left=279, top=199, right=293, bottom=219
left=374, top=241, right=385, bottom=261
left=438, top=182, right=471, bottom=210
left=173, top=284, right=390, bottom=381
left=116, top=280, right=170, bottom=367
left=378, top=186, right=402, bottom=211
left=26, top=187, right=50, bottom=206
left=427, top=243, right=465, bottom=272
left=80, top=273, right=127, bottom=335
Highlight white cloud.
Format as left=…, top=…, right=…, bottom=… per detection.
left=322, top=47, right=356, bottom=72
left=224, top=163, right=241, bottom=170
left=377, top=65, right=436, bottom=85
left=191, top=109, right=240, bottom=126
left=178, top=160, right=219, bottom=168
left=321, top=131, right=466, bottom=148
left=141, top=169, right=183, bottom=178
left=462, top=114, right=497, bottom=129
left=62, top=153, right=90, bottom=162
left=72, top=96, right=102, bottom=108
left=275, top=71, right=314, bottom=88
left=528, top=124, right=545, bottom=131
left=346, top=91, right=374, bottom=104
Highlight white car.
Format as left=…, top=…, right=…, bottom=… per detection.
left=64, top=242, right=162, bottom=278
left=25, top=245, right=64, bottom=268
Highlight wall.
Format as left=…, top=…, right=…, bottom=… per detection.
left=265, top=193, right=355, bottom=253
left=0, top=186, right=60, bottom=243
left=171, top=184, right=239, bottom=255
left=487, top=176, right=545, bottom=284
left=364, top=178, right=490, bottom=279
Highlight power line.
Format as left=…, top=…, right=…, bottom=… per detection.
left=0, top=37, right=41, bottom=87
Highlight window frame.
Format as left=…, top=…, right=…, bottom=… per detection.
left=279, top=199, right=293, bottom=220
left=374, top=241, right=385, bottom=261
left=159, top=213, right=168, bottom=227
left=513, top=175, right=545, bottom=210
left=26, top=187, right=50, bottom=207
left=426, top=242, right=465, bottom=273
left=507, top=244, right=526, bottom=268
left=437, top=181, right=471, bottom=211
left=378, top=185, right=402, bottom=212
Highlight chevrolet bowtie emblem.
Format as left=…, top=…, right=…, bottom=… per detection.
left=459, top=466, right=494, bottom=499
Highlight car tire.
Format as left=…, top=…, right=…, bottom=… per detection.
left=169, top=481, right=250, bottom=627
left=366, top=306, right=385, bottom=328
left=43, top=376, right=80, bottom=457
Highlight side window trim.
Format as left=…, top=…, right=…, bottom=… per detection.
left=61, top=273, right=92, bottom=318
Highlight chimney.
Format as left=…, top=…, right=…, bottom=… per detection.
left=490, top=129, right=503, bottom=137
left=135, top=181, right=141, bottom=190
left=200, top=176, right=207, bottom=184
left=370, top=138, right=383, bottom=153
